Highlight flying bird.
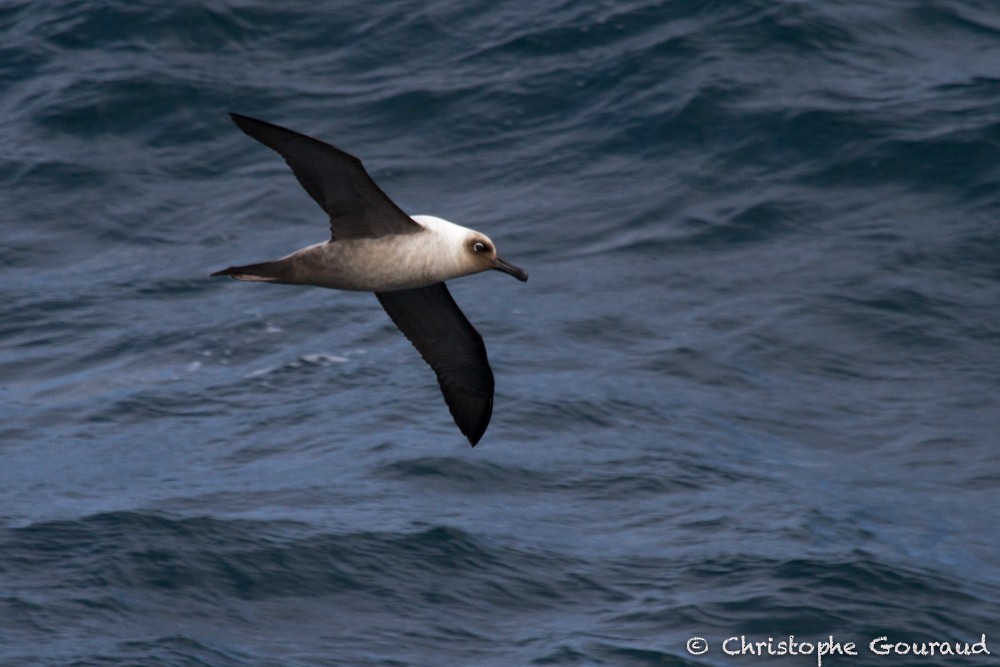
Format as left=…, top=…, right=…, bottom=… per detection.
left=211, top=114, right=527, bottom=446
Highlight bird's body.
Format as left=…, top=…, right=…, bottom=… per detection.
left=222, top=215, right=494, bottom=292
left=212, top=114, right=527, bottom=446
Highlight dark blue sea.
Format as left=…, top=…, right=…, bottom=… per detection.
left=2, top=1, right=999, bottom=665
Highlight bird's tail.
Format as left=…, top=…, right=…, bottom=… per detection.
left=210, top=260, right=291, bottom=283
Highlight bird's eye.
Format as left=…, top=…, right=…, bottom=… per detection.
left=473, top=242, right=487, bottom=253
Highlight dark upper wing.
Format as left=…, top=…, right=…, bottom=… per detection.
left=375, top=283, right=495, bottom=446
left=229, top=113, right=421, bottom=241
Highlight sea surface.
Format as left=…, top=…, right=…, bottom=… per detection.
left=1, top=1, right=999, bottom=665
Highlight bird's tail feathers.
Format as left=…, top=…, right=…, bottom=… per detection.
left=210, top=260, right=290, bottom=283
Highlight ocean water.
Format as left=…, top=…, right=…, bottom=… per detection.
left=2, top=0, right=999, bottom=665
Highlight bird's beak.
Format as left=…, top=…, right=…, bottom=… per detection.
left=492, top=255, right=528, bottom=282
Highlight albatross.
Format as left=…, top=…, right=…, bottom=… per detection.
left=211, top=113, right=528, bottom=446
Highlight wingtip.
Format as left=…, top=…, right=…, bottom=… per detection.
left=456, top=398, right=492, bottom=447
left=228, top=112, right=257, bottom=131
left=229, top=112, right=281, bottom=136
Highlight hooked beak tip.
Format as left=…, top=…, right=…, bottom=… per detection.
left=493, top=256, right=528, bottom=282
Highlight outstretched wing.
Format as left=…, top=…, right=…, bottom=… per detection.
left=376, top=284, right=494, bottom=446
left=230, top=113, right=421, bottom=241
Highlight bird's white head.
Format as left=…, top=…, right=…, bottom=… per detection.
left=411, top=215, right=528, bottom=282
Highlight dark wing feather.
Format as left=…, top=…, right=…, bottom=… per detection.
left=229, top=113, right=421, bottom=241
left=376, top=284, right=494, bottom=446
